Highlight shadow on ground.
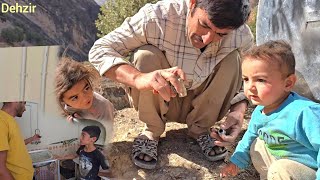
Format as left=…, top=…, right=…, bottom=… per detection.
left=105, top=108, right=259, bottom=179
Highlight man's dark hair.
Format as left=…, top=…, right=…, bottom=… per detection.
left=82, top=126, right=101, bottom=142
left=195, top=0, right=251, bottom=29
left=2, top=101, right=26, bottom=107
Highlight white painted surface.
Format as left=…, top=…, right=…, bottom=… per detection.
left=0, top=46, right=80, bottom=150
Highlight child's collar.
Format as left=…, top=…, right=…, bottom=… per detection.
left=83, top=144, right=97, bottom=152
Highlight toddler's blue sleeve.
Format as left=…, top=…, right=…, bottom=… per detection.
left=296, top=105, right=320, bottom=180
left=230, top=110, right=260, bottom=169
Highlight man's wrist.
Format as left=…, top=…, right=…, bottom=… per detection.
left=230, top=92, right=248, bottom=106
left=105, top=64, right=141, bottom=89
left=132, top=72, right=144, bottom=89
left=230, top=100, right=247, bottom=114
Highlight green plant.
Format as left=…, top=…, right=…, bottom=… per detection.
left=96, top=0, right=158, bottom=37
left=247, top=6, right=258, bottom=42
left=26, top=31, right=44, bottom=44
left=1, top=26, right=24, bottom=44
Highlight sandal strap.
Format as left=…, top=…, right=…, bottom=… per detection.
left=132, top=138, right=158, bottom=161
left=196, top=134, right=216, bottom=156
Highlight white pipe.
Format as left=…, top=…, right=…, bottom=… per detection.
left=40, top=46, right=49, bottom=114
left=20, top=47, right=27, bottom=101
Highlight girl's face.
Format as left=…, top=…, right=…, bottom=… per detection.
left=242, top=58, right=291, bottom=114
left=62, top=79, right=94, bottom=110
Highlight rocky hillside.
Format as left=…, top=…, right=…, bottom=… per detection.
left=0, top=0, right=100, bottom=61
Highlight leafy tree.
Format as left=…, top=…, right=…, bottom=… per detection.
left=26, top=31, right=44, bottom=45
left=96, top=0, right=158, bottom=37
left=1, top=26, right=24, bottom=44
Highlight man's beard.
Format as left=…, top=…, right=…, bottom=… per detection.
left=16, top=107, right=24, bottom=117
left=16, top=113, right=23, bottom=117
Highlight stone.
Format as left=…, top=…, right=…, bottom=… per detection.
left=257, top=0, right=320, bottom=101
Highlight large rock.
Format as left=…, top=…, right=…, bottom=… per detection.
left=256, top=0, right=320, bottom=101
left=99, top=78, right=131, bottom=110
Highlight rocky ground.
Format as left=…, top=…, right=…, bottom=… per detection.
left=104, top=107, right=259, bottom=180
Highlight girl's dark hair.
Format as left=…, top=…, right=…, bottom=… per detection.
left=54, top=57, right=99, bottom=115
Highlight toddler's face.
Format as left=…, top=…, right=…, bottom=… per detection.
left=242, top=58, right=290, bottom=113
left=62, top=79, right=94, bottom=110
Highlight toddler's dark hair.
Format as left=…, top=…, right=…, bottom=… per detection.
left=243, top=40, right=295, bottom=77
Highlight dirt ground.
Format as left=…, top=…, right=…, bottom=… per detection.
left=104, top=107, right=259, bottom=180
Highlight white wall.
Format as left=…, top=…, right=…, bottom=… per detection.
left=0, top=46, right=80, bottom=150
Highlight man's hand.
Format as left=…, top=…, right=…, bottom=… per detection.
left=24, top=134, right=42, bottom=145
left=220, top=163, right=240, bottom=178
left=66, top=113, right=81, bottom=123
left=105, top=64, right=186, bottom=101
left=32, top=134, right=41, bottom=141
left=211, top=101, right=247, bottom=146
left=134, top=66, right=186, bottom=102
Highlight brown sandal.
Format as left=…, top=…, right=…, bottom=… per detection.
left=132, top=137, right=158, bottom=169
left=196, top=134, right=228, bottom=161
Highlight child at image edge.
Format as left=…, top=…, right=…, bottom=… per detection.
left=220, top=40, right=320, bottom=179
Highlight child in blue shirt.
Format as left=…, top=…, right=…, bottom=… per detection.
left=220, top=40, right=320, bottom=179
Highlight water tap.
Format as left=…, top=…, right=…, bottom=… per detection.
left=32, top=129, right=41, bottom=145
